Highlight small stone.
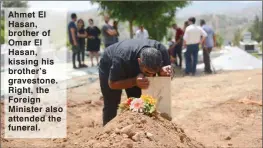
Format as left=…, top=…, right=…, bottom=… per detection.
left=141, top=119, right=147, bottom=124
left=122, top=134, right=129, bottom=138
left=228, top=143, right=233, bottom=146
left=120, top=139, right=133, bottom=148
left=115, top=128, right=121, bottom=134
left=63, top=138, right=67, bottom=142
left=120, top=124, right=135, bottom=137
left=74, top=129, right=81, bottom=135
left=146, top=132, right=153, bottom=141
left=132, top=132, right=141, bottom=142
left=225, top=136, right=231, bottom=140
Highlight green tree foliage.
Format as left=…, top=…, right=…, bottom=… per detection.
left=248, top=15, right=262, bottom=42
left=93, top=1, right=189, bottom=41
left=2, top=1, right=28, bottom=7
left=1, top=1, right=28, bottom=44
left=232, top=28, right=242, bottom=46
left=215, top=33, right=224, bottom=47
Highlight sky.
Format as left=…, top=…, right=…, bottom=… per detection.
left=28, top=1, right=261, bottom=17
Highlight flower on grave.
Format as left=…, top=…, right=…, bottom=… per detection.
left=130, top=98, right=144, bottom=112
left=118, top=95, right=157, bottom=116
left=126, top=98, right=133, bottom=106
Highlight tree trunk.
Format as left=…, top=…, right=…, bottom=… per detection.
left=129, top=20, right=133, bottom=39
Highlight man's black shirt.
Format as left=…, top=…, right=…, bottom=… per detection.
left=99, top=39, right=170, bottom=82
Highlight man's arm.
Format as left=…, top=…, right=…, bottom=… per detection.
left=70, top=28, right=77, bottom=46
left=200, top=27, right=207, bottom=45
left=107, top=57, right=136, bottom=89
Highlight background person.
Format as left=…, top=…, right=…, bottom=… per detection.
left=172, top=23, right=184, bottom=68
left=102, top=15, right=118, bottom=48
left=77, top=19, right=88, bottom=67
left=113, top=20, right=119, bottom=42
left=200, top=19, right=216, bottom=74
left=183, top=17, right=207, bottom=76
left=135, top=25, right=149, bottom=39
left=68, top=13, right=81, bottom=69
left=86, top=19, right=101, bottom=67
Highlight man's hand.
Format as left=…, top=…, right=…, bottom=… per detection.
left=136, top=73, right=149, bottom=89
left=73, top=41, right=78, bottom=46
left=159, top=65, right=172, bottom=77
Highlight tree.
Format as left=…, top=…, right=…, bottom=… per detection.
left=2, top=1, right=28, bottom=7
left=93, top=1, right=189, bottom=40
left=232, top=28, right=242, bottom=46
left=215, top=33, right=224, bottom=47
left=249, top=15, right=262, bottom=42
left=1, top=1, right=28, bottom=44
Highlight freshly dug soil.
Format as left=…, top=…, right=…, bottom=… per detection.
left=86, top=111, right=205, bottom=148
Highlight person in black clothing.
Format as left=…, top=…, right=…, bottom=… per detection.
left=99, top=39, right=172, bottom=126
left=68, top=13, right=81, bottom=69
left=113, top=20, right=119, bottom=42
left=86, top=19, right=101, bottom=67
left=77, top=19, right=88, bottom=67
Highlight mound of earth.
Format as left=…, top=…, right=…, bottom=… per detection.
left=86, top=111, right=205, bottom=148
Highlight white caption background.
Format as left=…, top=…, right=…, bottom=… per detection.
left=4, top=8, right=67, bottom=138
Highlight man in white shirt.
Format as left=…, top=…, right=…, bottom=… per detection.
left=135, top=25, right=149, bottom=39
left=183, top=17, right=207, bottom=75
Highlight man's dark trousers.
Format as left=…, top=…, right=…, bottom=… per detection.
left=173, top=42, right=183, bottom=67
left=185, top=43, right=199, bottom=74
left=203, top=47, right=212, bottom=73
left=99, top=74, right=141, bottom=126
left=72, top=45, right=81, bottom=67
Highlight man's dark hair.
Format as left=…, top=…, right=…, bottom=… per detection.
left=89, top=18, right=93, bottom=22
left=188, top=17, right=196, bottom=24
left=71, top=13, right=77, bottom=19
left=140, top=47, right=163, bottom=72
left=200, top=19, right=206, bottom=26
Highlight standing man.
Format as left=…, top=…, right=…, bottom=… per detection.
left=172, top=24, right=184, bottom=68
left=68, top=13, right=81, bottom=69
left=99, top=39, right=172, bottom=126
left=102, top=15, right=118, bottom=48
left=183, top=17, right=207, bottom=76
left=200, top=19, right=216, bottom=74
left=135, top=25, right=149, bottom=39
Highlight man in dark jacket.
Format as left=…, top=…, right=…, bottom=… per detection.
left=99, top=39, right=172, bottom=126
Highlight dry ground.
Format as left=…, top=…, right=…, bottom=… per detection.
left=1, top=69, right=262, bottom=147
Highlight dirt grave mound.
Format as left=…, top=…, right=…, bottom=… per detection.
left=86, top=111, right=205, bottom=148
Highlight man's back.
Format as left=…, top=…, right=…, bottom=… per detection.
left=184, top=24, right=207, bottom=45
left=202, top=25, right=214, bottom=48
left=99, top=39, right=170, bottom=80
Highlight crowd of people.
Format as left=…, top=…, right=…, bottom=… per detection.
left=68, top=13, right=119, bottom=68
left=168, top=17, right=216, bottom=75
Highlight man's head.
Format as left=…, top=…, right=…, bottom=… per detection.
left=188, top=17, right=196, bottom=24
left=172, top=23, right=177, bottom=29
left=139, top=25, right=144, bottom=31
left=104, top=15, right=110, bottom=24
left=71, top=13, right=77, bottom=22
left=200, top=19, right=206, bottom=26
left=88, top=18, right=94, bottom=25
left=138, top=47, right=163, bottom=77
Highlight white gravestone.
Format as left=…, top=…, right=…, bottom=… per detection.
left=141, top=77, right=171, bottom=117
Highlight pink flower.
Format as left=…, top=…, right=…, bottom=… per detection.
left=130, top=98, right=144, bottom=112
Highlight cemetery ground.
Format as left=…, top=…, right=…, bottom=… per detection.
left=1, top=69, right=262, bottom=147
